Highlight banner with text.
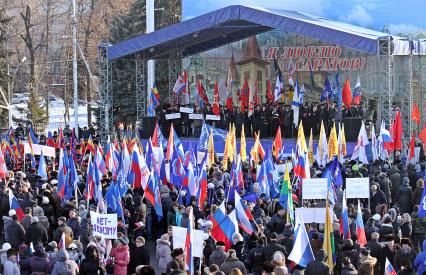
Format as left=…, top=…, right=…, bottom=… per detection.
left=90, top=211, right=118, bottom=239
left=172, top=226, right=204, bottom=258
left=302, top=178, right=328, bottom=200
left=346, top=178, right=370, bottom=198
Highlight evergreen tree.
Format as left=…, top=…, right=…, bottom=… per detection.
left=27, top=90, right=48, bottom=126
left=108, top=0, right=181, bottom=125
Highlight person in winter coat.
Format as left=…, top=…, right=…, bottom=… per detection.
left=394, top=238, right=417, bottom=272
left=245, top=238, right=265, bottom=275
left=389, top=165, right=401, bottom=205
left=129, top=236, right=150, bottom=274
left=336, top=239, right=359, bottom=273
left=109, top=236, right=130, bottom=275
left=3, top=210, right=14, bottom=243
left=231, top=233, right=245, bottom=261
left=365, top=232, right=383, bottom=273
left=21, top=208, right=32, bottom=232
left=398, top=177, right=413, bottom=214
left=378, top=172, right=392, bottom=204
left=156, top=234, right=172, bottom=275
left=6, top=214, right=25, bottom=249
left=412, top=179, right=424, bottom=206
left=411, top=206, right=426, bottom=253
left=268, top=207, right=286, bottom=234
left=40, top=197, right=54, bottom=220
left=51, top=250, right=79, bottom=275
left=66, top=209, right=81, bottom=240
left=29, top=245, right=51, bottom=274
left=271, top=251, right=288, bottom=275
left=25, top=217, right=48, bottom=246
left=379, top=234, right=400, bottom=273
left=220, top=249, right=247, bottom=275
left=209, top=241, right=227, bottom=267
left=400, top=213, right=413, bottom=239
left=79, top=244, right=105, bottom=275
left=340, top=257, right=358, bottom=275
left=357, top=247, right=377, bottom=275
left=53, top=217, right=73, bottom=245
left=414, top=240, right=426, bottom=274
left=166, top=248, right=185, bottom=273
left=398, top=260, right=416, bottom=275
left=379, top=216, right=396, bottom=240
left=33, top=205, right=50, bottom=233
left=3, top=248, right=20, bottom=275
left=370, top=185, right=387, bottom=213
left=305, top=249, right=330, bottom=275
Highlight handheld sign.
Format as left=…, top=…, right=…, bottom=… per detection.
left=346, top=178, right=370, bottom=198
left=205, top=114, right=220, bottom=121
left=179, top=107, right=193, bottom=114
left=165, top=113, right=181, bottom=120
left=189, top=113, right=204, bottom=120
left=90, top=211, right=118, bottom=239
left=302, top=178, right=328, bottom=200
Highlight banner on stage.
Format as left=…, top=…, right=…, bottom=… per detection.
left=24, top=143, right=56, bottom=158
left=346, top=178, right=370, bottom=198
left=179, top=107, right=193, bottom=114
left=166, top=113, right=181, bottom=120
left=295, top=207, right=333, bottom=223
left=189, top=113, right=204, bottom=120
left=172, top=226, right=204, bottom=257
left=302, top=178, right=327, bottom=200
left=90, top=211, right=118, bottom=239
left=205, top=115, right=220, bottom=121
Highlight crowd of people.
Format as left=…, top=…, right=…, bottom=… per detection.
left=157, top=102, right=369, bottom=139
left=1, top=118, right=426, bottom=275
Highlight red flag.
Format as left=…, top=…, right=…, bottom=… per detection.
left=253, top=79, right=260, bottom=106
left=226, top=95, right=233, bottom=112
left=342, top=79, right=352, bottom=109
left=240, top=79, right=249, bottom=112
left=409, top=132, right=415, bottom=160
left=391, top=111, right=403, bottom=151
left=412, top=104, right=421, bottom=125
left=419, top=124, right=426, bottom=150
left=266, top=79, right=274, bottom=102
left=212, top=81, right=220, bottom=115
left=273, top=126, right=282, bottom=158
left=197, top=81, right=209, bottom=106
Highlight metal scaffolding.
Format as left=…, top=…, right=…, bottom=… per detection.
left=98, top=43, right=113, bottom=145
left=135, top=60, right=147, bottom=128
left=377, top=37, right=393, bottom=129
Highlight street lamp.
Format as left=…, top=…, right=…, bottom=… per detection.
left=8, top=56, right=27, bottom=128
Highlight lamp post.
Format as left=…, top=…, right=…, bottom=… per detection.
left=8, top=56, right=27, bottom=128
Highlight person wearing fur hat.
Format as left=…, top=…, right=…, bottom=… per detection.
left=220, top=249, right=247, bottom=275
left=336, top=239, right=359, bottom=273
left=272, top=251, right=288, bottom=275
left=156, top=234, right=172, bottom=275
left=394, top=238, right=417, bottom=272
left=109, top=235, right=130, bottom=275
left=2, top=210, right=15, bottom=244
left=378, top=234, right=400, bottom=274
left=210, top=241, right=227, bottom=267
left=51, top=249, right=79, bottom=275
left=231, top=232, right=245, bottom=261
left=357, top=247, right=377, bottom=275
left=365, top=232, right=383, bottom=274
left=129, top=236, right=150, bottom=274
left=166, top=247, right=185, bottom=273
left=25, top=216, right=48, bottom=246
left=398, top=177, right=413, bottom=214
left=29, top=244, right=51, bottom=274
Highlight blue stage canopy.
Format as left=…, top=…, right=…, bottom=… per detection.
left=107, top=5, right=392, bottom=61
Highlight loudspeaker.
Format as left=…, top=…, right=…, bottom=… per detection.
left=138, top=116, right=157, bottom=139
left=342, top=117, right=362, bottom=142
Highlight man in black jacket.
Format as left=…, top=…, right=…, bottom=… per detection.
left=370, top=184, right=387, bottom=213
left=129, top=236, right=150, bottom=274
left=268, top=206, right=286, bottom=234
left=262, top=232, right=287, bottom=261
left=245, top=238, right=265, bottom=275
left=305, top=249, right=330, bottom=275
left=25, top=216, right=48, bottom=246
left=7, top=214, right=25, bottom=249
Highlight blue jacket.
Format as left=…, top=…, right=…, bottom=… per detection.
left=414, top=240, right=426, bottom=275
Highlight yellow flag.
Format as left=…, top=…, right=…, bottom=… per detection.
left=207, top=130, right=215, bottom=169
left=341, top=124, right=347, bottom=156
left=328, top=123, right=338, bottom=161
left=222, top=132, right=230, bottom=170
left=308, top=128, right=314, bottom=164
left=232, top=123, right=237, bottom=160
left=297, top=121, right=308, bottom=153
left=240, top=124, right=247, bottom=162
left=229, top=123, right=236, bottom=164
left=323, top=201, right=335, bottom=269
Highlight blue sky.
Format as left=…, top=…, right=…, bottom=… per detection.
left=183, top=0, right=426, bottom=35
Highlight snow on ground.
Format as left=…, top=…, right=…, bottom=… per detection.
left=12, top=98, right=95, bottom=133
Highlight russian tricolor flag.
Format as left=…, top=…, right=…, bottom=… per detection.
left=9, top=190, right=24, bottom=221
left=58, top=232, right=66, bottom=250
left=385, top=258, right=397, bottom=275
left=288, top=212, right=315, bottom=267
left=210, top=202, right=235, bottom=250
left=234, top=191, right=253, bottom=235
left=185, top=210, right=194, bottom=274
left=340, top=190, right=350, bottom=239
left=356, top=200, right=367, bottom=247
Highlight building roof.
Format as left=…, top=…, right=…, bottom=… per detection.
left=107, top=5, right=393, bottom=61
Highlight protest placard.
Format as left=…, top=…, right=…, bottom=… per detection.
left=179, top=107, right=194, bottom=113
left=172, top=226, right=204, bottom=258
left=189, top=113, right=204, bottom=120
left=302, top=178, right=327, bottom=200
left=165, top=113, right=181, bottom=120
left=205, top=114, right=220, bottom=121
left=24, top=143, right=56, bottom=158
left=295, top=208, right=334, bottom=223
left=346, top=178, right=370, bottom=198
left=90, top=211, right=118, bottom=239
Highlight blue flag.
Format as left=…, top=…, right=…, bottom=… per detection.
left=37, top=151, right=47, bottom=179
left=419, top=170, right=426, bottom=217
left=320, top=77, right=332, bottom=102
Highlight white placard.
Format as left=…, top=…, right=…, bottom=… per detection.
left=24, top=143, right=56, bottom=158
left=302, top=178, right=327, bottom=200
left=295, top=207, right=334, bottom=223
left=90, top=211, right=118, bottom=239
left=205, top=114, right=220, bottom=121
left=179, top=107, right=194, bottom=114
left=346, top=178, right=370, bottom=198
left=172, top=226, right=204, bottom=258
left=165, top=113, right=181, bottom=120
left=189, top=113, right=204, bottom=120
